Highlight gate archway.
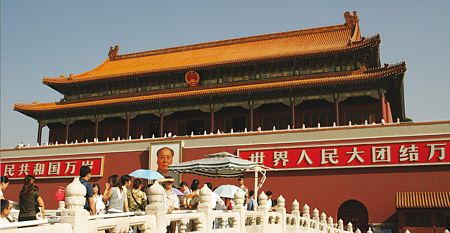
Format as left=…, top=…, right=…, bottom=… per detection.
left=337, top=200, right=369, bottom=232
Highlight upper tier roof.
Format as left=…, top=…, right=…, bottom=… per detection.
left=15, top=62, right=406, bottom=117
left=42, top=11, right=365, bottom=86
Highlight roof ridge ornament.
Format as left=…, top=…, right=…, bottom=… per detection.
left=108, top=45, right=119, bottom=60
left=344, top=11, right=359, bottom=26
left=345, top=11, right=362, bottom=43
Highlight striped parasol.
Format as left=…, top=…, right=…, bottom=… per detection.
left=168, top=152, right=257, bottom=178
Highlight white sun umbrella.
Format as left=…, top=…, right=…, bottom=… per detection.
left=213, top=185, right=244, bottom=198
left=169, top=152, right=267, bottom=196
left=168, top=152, right=257, bottom=177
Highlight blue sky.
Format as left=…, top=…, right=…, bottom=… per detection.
left=1, top=1, right=450, bottom=148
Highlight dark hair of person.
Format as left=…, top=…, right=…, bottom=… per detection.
left=205, top=182, right=213, bottom=190
left=108, top=175, right=122, bottom=191
left=133, top=179, right=142, bottom=189
left=92, top=183, right=101, bottom=194
left=79, top=166, right=91, bottom=178
left=179, top=181, right=188, bottom=187
left=0, top=176, right=9, bottom=184
left=191, top=183, right=199, bottom=191
left=238, top=176, right=245, bottom=180
left=157, top=147, right=174, bottom=157
left=249, top=190, right=255, bottom=197
left=1, top=199, right=10, bottom=212
left=191, top=179, right=199, bottom=190
left=266, top=191, right=273, bottom=196
left=20, top=175, right=36, bottom=196
left=120, top=175, right=131, bottom=186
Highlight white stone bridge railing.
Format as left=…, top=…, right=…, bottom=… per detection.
left=1, top=178, right=426, bottom=233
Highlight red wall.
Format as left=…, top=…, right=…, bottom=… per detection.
left=3, top=139, right=450, bottom=225
left=3, top=151, right=149, bottom=210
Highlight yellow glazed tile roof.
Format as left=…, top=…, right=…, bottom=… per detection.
left=15, top=63, right=405, bottom=113
left=396, top=192, right=450, bottom=208
left=42, top=12, right=368, bottom=85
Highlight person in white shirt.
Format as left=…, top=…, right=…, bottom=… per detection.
left=0, top=176, right=9, bottom=200
left=178, top=182, right=190, bottom=208
left=266, top=191, right=273, bottom=210
left=161, top=177, right=180, bottom=233
left=92, top=183, right=105, bottom=214
left=161, top=178, right=180, bottom=213
left=0, top=199, right=14, bottom=225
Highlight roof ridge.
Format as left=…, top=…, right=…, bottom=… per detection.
left=114, top=24, right=350, bottom=61
left=42, top=35, right=381, bottom=84
left=114, top=11, right=360, bottom=61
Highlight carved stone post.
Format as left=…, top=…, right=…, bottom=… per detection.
left=327, top=216, right=334, bottom=229
left=291, top=199, right=300, bottom=231
left=338, top=218, right=344, bottom=230
left=233, top=189, right=246, bottom=232
left=145, top=181, right=167, bottom=233
left=347, top=222, right=354, bottom=233
left=275, top=195, right=286, bottom=233
left=320, top=212, right=327, bottom=231
left=312, top=208, right=319, bottom=229
left=60, top=177, right=94, bottom=233
left=197, top=184, right=213, bottom=230
left=257, top=191, right=270, bottom=233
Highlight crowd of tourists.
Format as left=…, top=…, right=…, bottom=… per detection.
left=0, top=167, right=277, bottom=228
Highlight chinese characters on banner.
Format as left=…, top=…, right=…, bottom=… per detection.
left=238, top=140, right=449, bottom=170
left=1, top=157, right=104, bottom=179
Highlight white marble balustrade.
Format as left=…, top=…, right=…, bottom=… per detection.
left=1, top=178, right=433, bottom=233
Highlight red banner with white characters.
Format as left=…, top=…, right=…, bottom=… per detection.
left=1, top=156, right=104, bottom=179
left=238, top=139, right=450, bottom=170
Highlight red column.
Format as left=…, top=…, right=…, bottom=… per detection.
left=291, top=99, right=296, bottom=128
left=65, top=118, right=69, bottom=142
left=95, top=116, right=99, bottom=139
left=380, top=91, right=387, bottom=121
left=159, top=111, right=164, bottom=137
left=334, top=95, right=340, bottom=126
left=249, top=101, right=254, bottom=131
left=37, top=121, right=43, bottom=145
left=126, top=113, right=130, bottom=139
left=210, top=104, right=215, bottom=133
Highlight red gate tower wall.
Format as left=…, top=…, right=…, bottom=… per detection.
left=2, top=121, right=450, bottom=230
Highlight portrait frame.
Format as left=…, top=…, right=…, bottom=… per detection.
left=149, top=141, right=183, bottom=183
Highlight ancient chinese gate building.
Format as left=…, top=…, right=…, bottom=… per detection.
left=4, top=11, right=449, bottom=233
left=14, top=11, right=405, bottom=145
